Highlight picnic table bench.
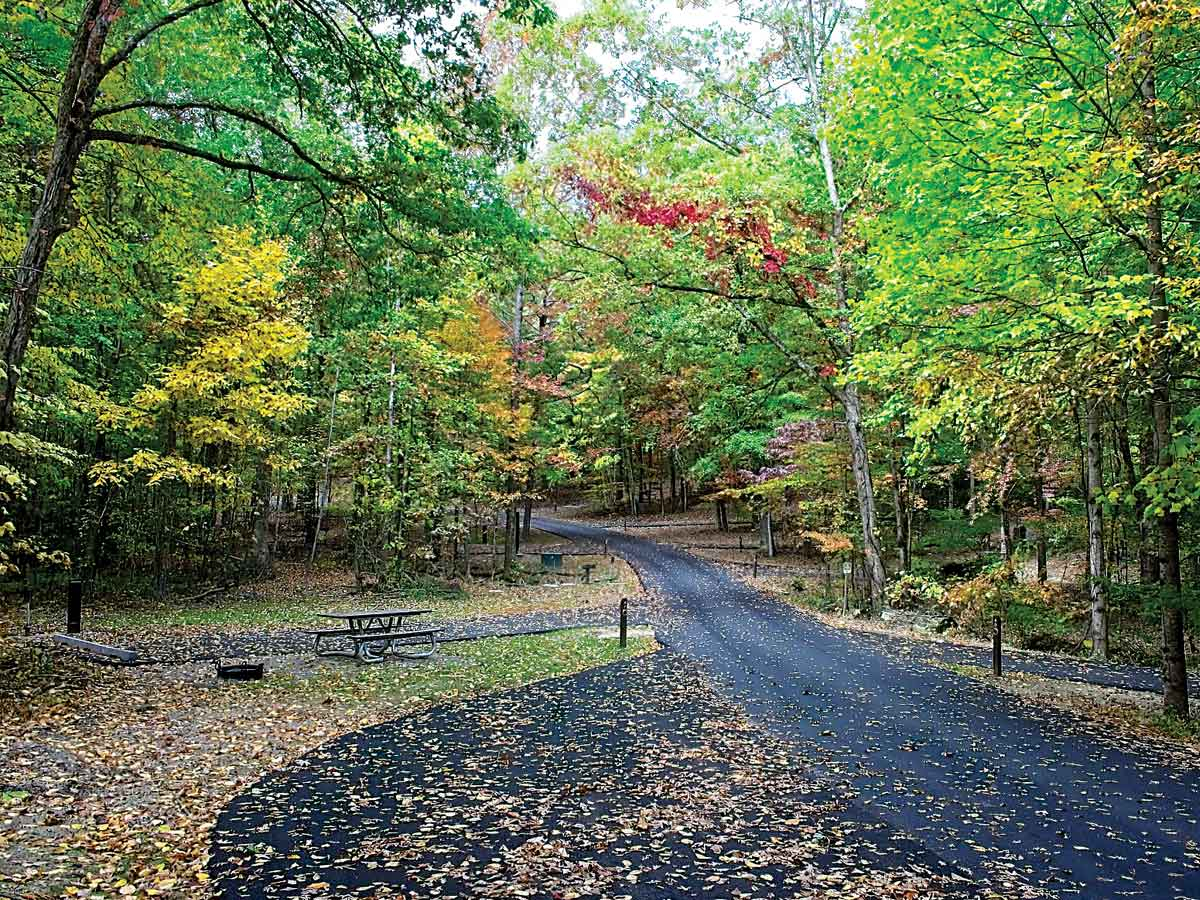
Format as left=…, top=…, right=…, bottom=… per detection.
left=307, top=608, right=441, bottom=663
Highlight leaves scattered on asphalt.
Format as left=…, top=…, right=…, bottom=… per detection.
left=211, top=651, right=997, bottom=899
left=0, top=632, right=649, bottom=899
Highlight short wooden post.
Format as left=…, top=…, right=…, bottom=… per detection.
left=619, top=597, right=628, bottom=648
left=992, top=615, right=1002, bottom=677
left=23, top=587, right=32, bottom=637
left=67, top=580, right=82, bottom=634
left=753, top=553, right=759, bottom=578
left=739, top=534, right=743, bottom=550
left=842, top=560, right=851, bottom=614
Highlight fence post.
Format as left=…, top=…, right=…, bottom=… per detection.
left=619, top=597, right=628, bottom=648
left=992, top=615, right=1002, bottom=677
left=753, top=553, right=759, bottom=578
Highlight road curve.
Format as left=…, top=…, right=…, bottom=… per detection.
left=535, top=516, right=1200, bottom=898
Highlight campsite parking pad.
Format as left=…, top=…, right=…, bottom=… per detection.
left=211, top=651, right=988, bottom=899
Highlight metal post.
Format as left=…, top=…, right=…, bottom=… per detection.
left=992, top=615, right=1002, bottom=677
left=67, top=580, right=82, bottom=634
left=753, top=553, right=758, bottom=578
left=23, top=587, right=31, bottom=637
left=619, top=597, right=628, bottom=648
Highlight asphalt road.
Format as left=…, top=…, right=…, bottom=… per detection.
left=535, top=517, right=1200, bottom=898
left=210, top=519, right=1200, bottom=898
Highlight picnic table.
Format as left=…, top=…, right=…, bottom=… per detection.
left=308, top=608, right=441, bottom=663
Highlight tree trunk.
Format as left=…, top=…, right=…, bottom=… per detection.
left=1115, top=407, right=1158, bottom=584
left=669, top=451, right=677, bottom=512
left=253, top=456, right=273, bottom=579
left=1, top=0, right=114, bottom=429
left=310, top=367, right=339, bottom=563
left=1085, top=398, right=1107, bottom=659
left=503, top=505, right=517, bottom=572
left=999, top=501, right=1013, bottom=560
left=1138, top=424, right=1160, bottom=583
left=760, top=509, right=776, bottom=557
left=352, top=475, right=365, bottom=590
left=840, top=384, right=886, bottom=605
left=795, top=6, right=884, bottom=607
left=1033, top=472, right=1049, bottom=583
left=1133, top=38, right=1188, bottom=717
left=153, top=487, right=169, bottom=600
left=889, top=436, right=910, bottom=573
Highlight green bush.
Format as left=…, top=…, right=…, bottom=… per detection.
left=888, top=573, right=947, bottom=611
left=945, top=563, right=1082, bottom=651
left=915, top=509, right=998, bottom=555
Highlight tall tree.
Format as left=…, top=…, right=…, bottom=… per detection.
left=0, top=0, right=548, bottom=428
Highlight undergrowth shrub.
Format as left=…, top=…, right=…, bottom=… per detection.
left=945, top=563, right=1082, bottom=651
left=888, top=573, right=947, bottom=611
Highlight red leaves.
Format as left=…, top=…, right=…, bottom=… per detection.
left=623, top=193, right=712, bottom=229
left=567, top=173, right=611, bottom=213
left=558, top=167, right=834, bottom=279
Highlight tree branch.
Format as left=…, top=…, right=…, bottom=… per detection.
left=90, top=99, right=362, bottom=190
left=100, top=0, right=226, bottom=77
left=87, top=128, right=309, bottom=182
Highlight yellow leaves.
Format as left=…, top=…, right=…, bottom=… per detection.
left=115, top=228, right=310, bottom=473
left=90, top=451, right=228, bottom=490
left=169, top=227, right=291, bottom=335
left=797, top=530, right=854, bottom=554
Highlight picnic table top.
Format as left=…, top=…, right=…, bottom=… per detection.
left=318, top=608, right=432, bottom=621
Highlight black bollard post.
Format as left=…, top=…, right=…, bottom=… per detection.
left=992, top=615, right=1002, bottom=677
left=619, top=597, right=628, bottom=648
left=67, top=580, right=82, bottom=634
left=753, top=552, right=759, bottom=578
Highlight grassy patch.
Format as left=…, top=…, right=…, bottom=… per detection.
left=1149, top=712, right=1200, bottom=742
left=89, top=580, right=465, bottom=631
left=262, top=630, right=657, bottom=705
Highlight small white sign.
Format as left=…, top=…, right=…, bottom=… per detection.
left=842, top=561, right=852, bottom=575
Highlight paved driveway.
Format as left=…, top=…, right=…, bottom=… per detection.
left=210, top=519, right=1200, bottom=898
